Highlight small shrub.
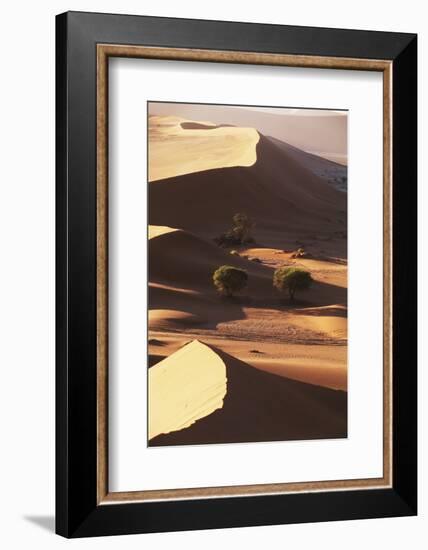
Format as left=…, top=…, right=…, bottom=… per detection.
left=213, top=265, right=248, bottom=297
left=273, top=267, right=313, bottom=302
left=290, top=247, right=312, bottom=259
left=231, top=213, right=254, bottom=244
left=215, top=213, right=255, bottom=247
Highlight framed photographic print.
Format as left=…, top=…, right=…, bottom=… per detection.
left=56, top=11, right=417, bottom=537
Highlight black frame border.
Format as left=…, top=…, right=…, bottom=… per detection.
left=56, top=11, right=417, bottom=537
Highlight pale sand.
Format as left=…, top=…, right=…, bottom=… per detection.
left=288, top=311, right=347, bottom=340
left=148, top=225, right=178, bottom=240
left=148, top=340, right=227, bottom=440
left=149, top=341, right=347, bottom=446
left=148, top=115, right=260, bottom=181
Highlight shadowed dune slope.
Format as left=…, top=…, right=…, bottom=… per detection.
left=148, top=225, right=347, bottom=334
left=149, top=340, right=347, bottom=446
left=149, top=134, right=346, bottom=243
left=267, top=137, right=347, bottom=189
left=149, top=225, right=271, bottom=292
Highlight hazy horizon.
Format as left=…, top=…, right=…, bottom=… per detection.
left=148, top=101, right=348, bottom=164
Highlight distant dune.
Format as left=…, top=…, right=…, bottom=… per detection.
left=267, top=137, right=347, bottom=191
left=149, top=340, right=347, bottom=446
left=149, top=102, right=347, bottom=163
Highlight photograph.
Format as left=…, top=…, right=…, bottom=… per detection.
left=147, top=101, right=348, bottom=446
left=0, top=1, right=420, bottom=544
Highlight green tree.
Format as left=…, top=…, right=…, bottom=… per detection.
left=213, top=265, right=248, bottom=297
left=273, top=267, right=313, bottom=302
left=214, top=213, right=255, bottom=248
left=231, top=213, right=254, bottom=244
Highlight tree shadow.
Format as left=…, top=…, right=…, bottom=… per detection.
left=149, top=283, right=248, bottom=329
left=149, top=277, right=347, bottom=332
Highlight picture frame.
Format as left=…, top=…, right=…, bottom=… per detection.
left=56, top=11, right=417, bottom=537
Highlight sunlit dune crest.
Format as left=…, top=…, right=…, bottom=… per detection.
left=149, top=309, right=203, bottom=330
left=148, top=115, right=260, bottom=181
left=289, top=312, right=347, bottom=340
left=149, top=103, right=347, bottom=163
left=149, top=341, right=347, bottom=446
left=148, top=225, right=178, bottom=240
left=288, top=304, right=348, bottom=339
left=148, top=340, right=227, bottom=440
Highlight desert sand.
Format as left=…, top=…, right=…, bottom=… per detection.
left=150, top=339, right=346, bottom=446
left=149, top=103, right=347, bottom=164
left=147, top=107, right=348, bottom=445
left=149, top=115, right=259, bottom=181
left=148, top=340, right=227, bottom=440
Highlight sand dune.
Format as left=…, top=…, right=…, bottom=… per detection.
left=288, top=312, right=347, bottom=340
left=292, top=304, right=347, bottom=340
left=149, top=340, right=347, bottom=446
left=148, top=225, right=347, bottom=346
left=149, top=224, right=271, bottom=290
left=148, top=334, right=347, bottom=390
left=149, top=103, right=347, bottom=162
left=149, top=309, right=204, bottom=330
left=149, top=115, right=260, bottom=181
left=148, top=225, right=178, bottom=240
left=148, top=224, right=273, bottom=333
left=149, top=226, right=346, bottom=302
left=267, top=137, right=347, bottom=190
left=149, top=127, right=346, bottom=246
left=148, top=340, right=227, bottom=440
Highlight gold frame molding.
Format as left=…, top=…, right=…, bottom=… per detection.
left=96, top=44, right=393, bottom=505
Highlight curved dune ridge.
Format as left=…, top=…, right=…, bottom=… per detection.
left=149, top=309, right=203, bottom=331
left=290, top=305, right=348, bottom=340
left=289, top=314, right=347, bottom=340
left=149, top=103, right=347, bottom=162
left=149, top=340, right=347, bottom=446
left=148, top=225, right=178, bottom=240
left=149, top=119, right=347, bottom=245
left=148, top=224, right=271, bottom=292
left=148, top=225, right=346, bottom=301
left=148, top=224, right=347, bottom=342
left=148, top=115, right=260, bottom=182
left=148, top=340, right=227, bottom=440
